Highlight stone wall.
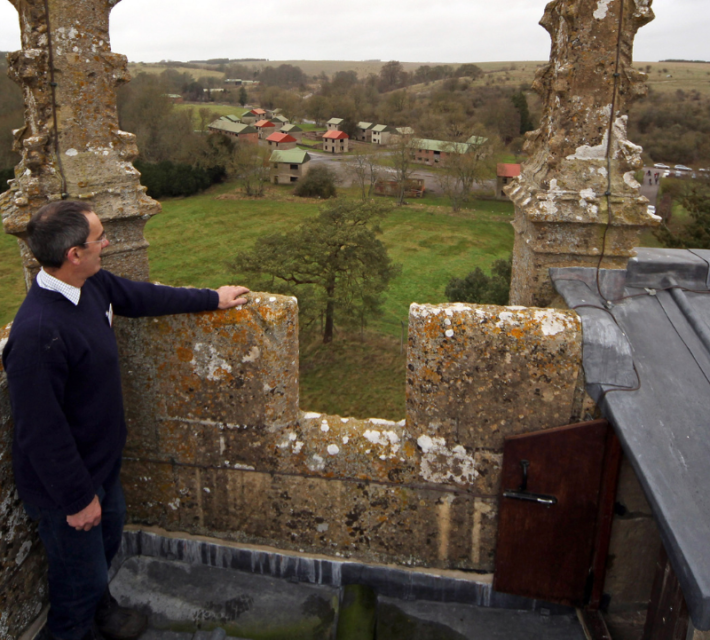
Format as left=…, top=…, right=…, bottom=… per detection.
left=118, top=299, right=584, bottom=574
left=0, top=324, right=47, bottom=640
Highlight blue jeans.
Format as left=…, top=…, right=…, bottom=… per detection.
left=24, top=472, right=126, bottom=640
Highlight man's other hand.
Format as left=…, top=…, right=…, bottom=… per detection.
left=67, top=495, right=102, bottom=531
left=216, top=285, right=250, bottom=309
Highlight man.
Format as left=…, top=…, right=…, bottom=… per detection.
left=2, top=201, right=249, bottom=640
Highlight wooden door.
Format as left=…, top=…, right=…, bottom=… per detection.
left=493, top=419, right=620, bottom=607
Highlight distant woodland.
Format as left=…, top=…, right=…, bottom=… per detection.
left=1, top=56, right=710, bottom=190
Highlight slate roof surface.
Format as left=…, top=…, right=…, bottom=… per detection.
left=551, top=248, right=710, bottom=630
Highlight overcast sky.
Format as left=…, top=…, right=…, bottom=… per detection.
left=0, top=0, right=705, bottom=65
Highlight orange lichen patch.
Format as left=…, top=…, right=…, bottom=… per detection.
left=407, top=302, right=583, bottom=451
left=175, top=347, right=193, bottom=363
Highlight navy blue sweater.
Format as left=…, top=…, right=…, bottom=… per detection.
left=2, top=269, right=219, bottom=515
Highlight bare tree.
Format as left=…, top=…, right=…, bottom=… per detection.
left=437, top=133, right=501, bottom=212
left=349, top=146, right=383, bottom=200
left=390, top=134, right=417, bottom=206
left=230, top=143, right=270, bottom=197
left=198, top=107, right=213, bottom=132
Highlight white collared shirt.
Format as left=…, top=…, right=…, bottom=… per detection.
left=36, top=268, right=82, bottom=306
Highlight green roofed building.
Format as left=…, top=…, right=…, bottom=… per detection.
left=326, top=117, right=344, bottom=131
left=371, top=124, right=394, bottom=145
left=356, top=122, right=374, bottom=142
left=207, top=118, right=259, bottom=143
left=269, top=148, right=311, bottom=184
left=412, top=138, right=485, bottom=165
left=280, top=123, right=303, bottom=140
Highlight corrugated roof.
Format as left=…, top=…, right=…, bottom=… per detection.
left=322, top=130, right=349, bottom=140
left=280, top=124, right=303, bottom=133
left=224, top=115, right=241, bottom=123
left=372, top=124, right=393, bottom=133
left=497, top=163, right=521, bottom=178
left=208, top=120, right=256, bottom=135
left=271, top=115, right=289, bottom=123
left=357, top=122, right=374, bottom=130
left=266, top=132, right=297, bottom=143
left=270, top=149, right=310, bottom=164
left=327, top=118, right=344, bottom=125
left=413, top=138, right=470, bottom=154
left=255, top=120, right=276, bottom=128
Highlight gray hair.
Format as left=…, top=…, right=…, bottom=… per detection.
left=27, top=201, right=94, bottom=268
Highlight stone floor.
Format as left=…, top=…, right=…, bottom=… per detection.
left=111, top=555, right=587, bottom=640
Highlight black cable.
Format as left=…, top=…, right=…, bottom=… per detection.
left=595, top=0, right=626, bottom=301
left=43, top=0, right=69, bottom=199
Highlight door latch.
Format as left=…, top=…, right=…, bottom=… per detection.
left=503, top=459, right=558, bottom=506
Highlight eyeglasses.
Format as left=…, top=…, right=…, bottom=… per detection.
left=83, top=231, right=107, bottom=246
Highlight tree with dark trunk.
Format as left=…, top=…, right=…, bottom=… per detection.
left=232, top=200, right=400, bottom=343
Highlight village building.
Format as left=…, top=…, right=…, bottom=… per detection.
left=370, top=124, right=394, bottom=145
left=496, top=163, right=521, bottom=199
left=322, top=130, right=349, bottom=154
left=253, top=119, right=277, bottom=139
left=269, top=115, right=290, bottom=129
left=266, top=132, right=298, bottom=150
left=355, top=121, right=374, bottom=142
left=413, top=138, right=470, bottom=165
left=241, top=108, right=267, bottom=124
left=279, top=123, right=303, bottom=141
left=269, top=148, right=311, bottom=184
left=206, top=118, right=259, bottom=144
left=326, top=117, right=344, bottom=131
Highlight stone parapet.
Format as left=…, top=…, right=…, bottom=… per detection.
left=1, top=0, right=159, bottom=285
left=0, top=323, right=47, bottom=640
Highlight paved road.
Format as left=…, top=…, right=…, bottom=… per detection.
left=306, top=152, right=496, bottom=196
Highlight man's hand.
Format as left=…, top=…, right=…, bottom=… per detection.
left=216, top=285, right=250, bottom=309
left=67, top=494, right=102, bottom=531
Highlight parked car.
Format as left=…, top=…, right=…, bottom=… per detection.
left=674, top=164, right=692, bottom=172
left=654, top=163, right=670, bottom=169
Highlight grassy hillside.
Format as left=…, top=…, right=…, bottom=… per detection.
left=128, top=59, right=710, bottom=95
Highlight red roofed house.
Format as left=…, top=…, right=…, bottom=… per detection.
left=242, top=108, right=267, bottom=124
left=496, top=163, right=521, bottom=199
left=254, top=119, right=277, bottom=139
left=266, top=132, right=298, bottom=150
left=322, top=130, right=349, bottom=154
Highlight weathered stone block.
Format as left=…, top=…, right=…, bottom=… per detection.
left=616, top=456, right=654, bottom=517
left=117, top=293, right=299, bottom=451
left=605, top=516, right=661, bottom=610
left=407, top=303, right=583, bottom=450
left=0, top=325, right=48, bottom=640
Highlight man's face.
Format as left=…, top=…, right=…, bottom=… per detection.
left=76, top=212, right=109, bottom=277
